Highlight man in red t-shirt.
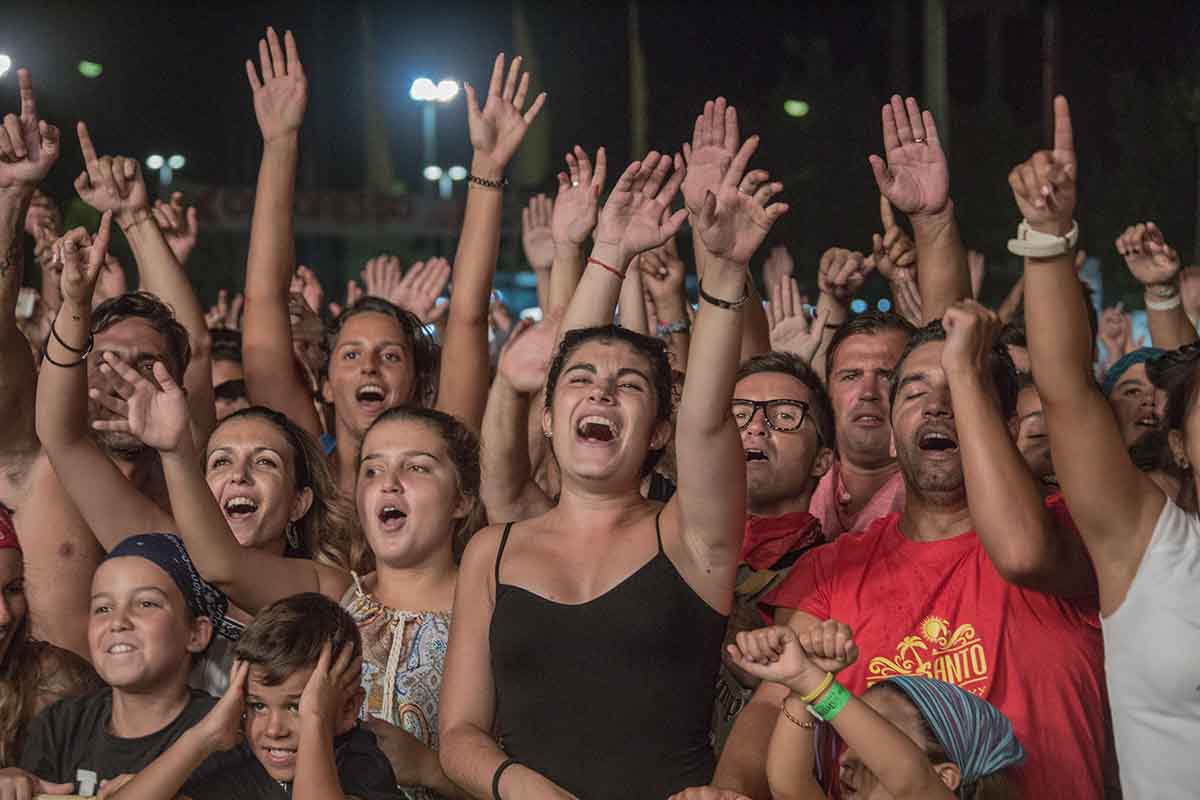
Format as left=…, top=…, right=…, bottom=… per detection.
left=713, top=303, right=1109, bottom=799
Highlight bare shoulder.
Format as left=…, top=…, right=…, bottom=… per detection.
left=312, top=560, right=354, bottom=602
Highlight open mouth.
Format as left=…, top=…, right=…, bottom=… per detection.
left=1136, top=414, right=1160, bottom=429
left=1041, top=473, right=1060, bottom=489
left=918, top=430, right=958, bottom=452
left=263, top=746, right=297, bottom=766
left=107, top=642, right=136, bottom=655
left=377, top=505, right=407, bottom=529
left=744, top=449, right=768, bottom=462
left=223, top=496, right=259, bottom=520
left=576, top=415, right=618, bottom=443
left=355, top=383, right=387, bottom=408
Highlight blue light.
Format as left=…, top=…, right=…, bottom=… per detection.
left=850, top=299, right=868, bottom=314
left=877, top=298, right=892, bottom=312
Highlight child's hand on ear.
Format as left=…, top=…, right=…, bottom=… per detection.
left=300, top=641, right=361, bottom=731
left=197, top=659, right=250, bottom=753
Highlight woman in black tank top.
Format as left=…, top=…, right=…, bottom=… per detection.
left=440, top=129, right=788, bottom=799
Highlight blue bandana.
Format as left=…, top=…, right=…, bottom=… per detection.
left=104, top=533, right=239, bottom=641
left=883, top=676, right=1025, bottom=784
left=1101, top=347, right=1165, bottom=397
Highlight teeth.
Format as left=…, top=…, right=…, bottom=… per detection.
left=109, top=643, right=134, bottom=654
left=225, top=497, right=258, bottom=513
left=579, top=415, right=617, bottom=434
left=357, top=384, right=386, bottom=401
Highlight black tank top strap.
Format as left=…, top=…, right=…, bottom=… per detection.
left=654, top=507, right=665, bottom=555
left=496, top=522, right=515, bottom=585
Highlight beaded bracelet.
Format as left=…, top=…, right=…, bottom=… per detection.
left=468, top=173, right=509, bottom=190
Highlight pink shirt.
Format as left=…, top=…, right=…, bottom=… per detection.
left=809, top=459, right=906, bottom=541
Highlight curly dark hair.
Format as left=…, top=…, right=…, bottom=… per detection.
left=327, top=297, right=438, bottom=407
left=544, top=326, right=674, bottom=477
left=91, top=292, right=191, bottom=380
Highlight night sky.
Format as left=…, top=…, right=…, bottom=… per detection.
left=4, top=0, right=1199, bottom=308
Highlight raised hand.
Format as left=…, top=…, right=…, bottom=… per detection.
left=868, top=95, right=949, bottom=217
left=640, top=237, right=687, bottom=304
left=0, top=69, right=61, bottom=191
left=728, top=623, right=855, bottom=696
left=152, top=191, right=200, bottom=265
left=299, top=641, right=360, bottom=726
left=90, top=355, right=191, bottom=453
left=329, top=278, right=363, bottom=318
left=941, top=299, right=1001, bottom=376
left=1099, top=307, right=1132, bottom=360
left=362, top=255, right=451, bottom=322
left=681, top=97, right=740, bottom=215
left=553, top=146, right=607, bottom=246
left=498, top=314, right=560, bottom=394
left=195, top=660, right=250, bottom=753
left=694, top=139, right=788, bottom=265
left=57, top=212, right=114, bottom=309
left=818, top=247, right=872, bottom=306
left=290, top=265, right=325, bottom=314
left=762, top=244, right=795, bottom=297
left=464, top=53, right=547, bottom=172
left=1117, top=222, right=1180, bottom=288
left=594, top=152, right=689, bottom=264
left=793, top=619, right=860, bottom=675
left=206, top=289, right=244, bottom=331
left=866, top=195, right=917, bottom=282
left=769, top=277, right=830, bottom=363
left=1008, top=95, right=1076, bottom=236
left=521, top=193, right=555, bottom=270
left=74, top=122, right=150, bottom=215
left=25, top=188, right=62, bottom=238
left=246, top=27, right=307, bottom=143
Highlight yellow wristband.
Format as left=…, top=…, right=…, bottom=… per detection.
left=797, top=672, right=834, bottom=704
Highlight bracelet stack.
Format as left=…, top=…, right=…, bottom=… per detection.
left=44, top=320, right=94, bottom=369
left=781, top=671, right=853, bottom=725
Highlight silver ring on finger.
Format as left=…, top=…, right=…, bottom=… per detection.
left=913, top=137, right=926, bottom=144
left=571, top=181, right=579, bottom=187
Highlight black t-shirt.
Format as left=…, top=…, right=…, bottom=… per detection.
left=185, top=725, right=401, bottom=800
left=18, top=687, right=248, bottom=796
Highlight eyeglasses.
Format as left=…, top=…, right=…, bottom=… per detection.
left=731, top=399, right=819, bottom=440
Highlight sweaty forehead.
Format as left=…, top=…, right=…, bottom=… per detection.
left=735, top=371, right=812, bottom=402
left=833, top=329, right=908, bottom=373
left=95, top=317, right=169, bottom=356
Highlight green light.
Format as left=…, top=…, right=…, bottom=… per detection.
left=78, top=61, right=103, bottom=79
left=784, top=99, right=810, bottom=118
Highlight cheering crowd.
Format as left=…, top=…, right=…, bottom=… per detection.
left=0, top=23, right=1197, bottom=800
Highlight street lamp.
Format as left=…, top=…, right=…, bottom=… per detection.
left=0, top=55, right=11, bottom=80
left=146, top=153, right=185, bottom=188
left=424, top=164, right=467, bottom=199
left=410, top=76, right=459, bottom=193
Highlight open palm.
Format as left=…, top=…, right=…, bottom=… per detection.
left=92, top=357, right=191, bottom=453
left=465, top=54, right=546, bottom=170
left=247, top=28, right=307, bottom=142
left=681, top=97, right=739, bottom=214
left=869, top=95, right=948, bottom=216
left=595, top=152, right=688, bottom=261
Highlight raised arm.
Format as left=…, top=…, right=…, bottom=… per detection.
left=562, top=151, right=687, bottom=334
left=870, top=95, right=968, bottom=321
left=1117, top=222, right=1197, bottom=349
left=438, top=53, right=545, bottom=433
left=812, top=248, right=872, bottom=378
left=669, top=135, right=786, bottom=613
left=547, top=146, right=605, bottom=314
left=34, top=212, right=175, bottom=544
left=0, top=70, right=56, bottom=487
left=640, top=237, right=692, bottom=371
left=942, top=300, right=1093, bottom=597
left=521, top=193, right=554, bottom=310
left=90, top=355, right=350, bottom=611
left=617, top=256, right=650, bottom=334
left=241, top=27, right=324, bottom=440
left=480, top=318, right=556, bottom=523
left=1015, top=97, right=1164, bottom=616
left=75, top=122, right=215, bottom=446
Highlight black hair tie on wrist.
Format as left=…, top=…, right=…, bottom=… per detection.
left=698, top=279, right=749, bottom=311
left=50, top=319, right=94, bottom=355
left=492, top=758, right=517, bottom=800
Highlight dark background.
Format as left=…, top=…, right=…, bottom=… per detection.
left=4, top=0, right=1199, bottom=311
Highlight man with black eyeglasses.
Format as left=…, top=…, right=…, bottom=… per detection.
left=710, top=351, right=835, bottom=754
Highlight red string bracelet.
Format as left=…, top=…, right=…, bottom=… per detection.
left=587, top=256, right=624, bottom=280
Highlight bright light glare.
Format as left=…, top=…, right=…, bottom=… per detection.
left=784, top=99, right=810, bottom=118
left=423, top=165, right=444, bottom=181
left=410, top=77, right=436, bottom=101
left=447, top=165, right=468, bottom=181
left=435, top=79, right=459, bottom=102
left=78, top=60, right=103, bottom=78
left=167, top=154, right=185, bottom=169
left=146, top=154, right=165, bottom=170
left=0, top=55, right=11, bottom=79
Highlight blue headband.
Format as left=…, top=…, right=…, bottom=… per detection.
left=104, top=533, right=238, bottom=641
left=883, top=676, right=1024, bottom=784
left=1102, top=347, right=1165, bottom=396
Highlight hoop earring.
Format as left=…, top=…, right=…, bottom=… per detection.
left=286, top=521, right=300, bottom=550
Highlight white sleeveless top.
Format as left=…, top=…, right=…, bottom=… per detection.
left=1102, top=498, right=1200, bottom=797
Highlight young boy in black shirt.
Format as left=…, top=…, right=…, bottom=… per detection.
left=0, top=534, right=247, bottom=797
left=109, top=592, right=400, bottom=800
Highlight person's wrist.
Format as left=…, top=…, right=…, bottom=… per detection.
left=786, top=669, right=831, bottom=699
left=908, top=197, right=954, bottom=225
left=1144, top=282, right=1180, bottom=298
left=943, top=360, right=988, bottom=388
left=0, top=184, right=36, bottom=204
left=262, top=131, right=300, bottom=149
left=470, top=154, right=504, bottom=183
left=1025, top=217, right=1074, bottom=237
left=116, top=206, right=153, bottom=230
left=59, top=298, right=92, bottom=321
left=591, top=240, right=633, bottom=274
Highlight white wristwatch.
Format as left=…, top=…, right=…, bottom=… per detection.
left=1006, top=219, right=1079, bottom=258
